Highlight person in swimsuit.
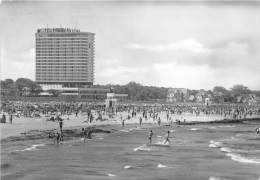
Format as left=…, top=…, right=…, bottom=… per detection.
left=148, top=130, right=153, bottom=144
left=164, top=131, right=170, bottom=144
left=56, top=132, right=60, bottom=144
left=256, top=125, right=260, bottom=134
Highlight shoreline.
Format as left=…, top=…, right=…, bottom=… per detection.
left=178, top=117, right=260, bottom=125
left=1, top=116, right=260, bottom=144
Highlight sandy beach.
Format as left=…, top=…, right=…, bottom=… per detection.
left=1, top=111, right=260, bottom=140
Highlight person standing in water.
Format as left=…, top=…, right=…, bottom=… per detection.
left=9, top=114, right=13, bottom=124
left=139, top=117, right=142, bottom=126
left=164, top=131, right=171, bottom=144
left=81, top=128, right=86, bottom=142
left=158, top=117, right=161, bottom=126
left=59, top=117, right=63, bottom=133
left=122, top=119, right=125, bottom=128
left=148, top=130, right=153, bottom=144
left=256, top=125, right=260, bottom=134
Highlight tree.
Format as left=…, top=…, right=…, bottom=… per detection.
left=47, top=89, right=60, bottom=97
left=213, top=86, right=228, bottom=95
left=231, top=84, right=251, bottom=96
left=15, top=78, right=42, bottom=96
left=1, top=79, right=17, bottom=96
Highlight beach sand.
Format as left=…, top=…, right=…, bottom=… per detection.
left=1, top=112, right=259, bottom=140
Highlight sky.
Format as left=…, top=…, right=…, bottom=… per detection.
left=0, top=0, right=260, bottom=90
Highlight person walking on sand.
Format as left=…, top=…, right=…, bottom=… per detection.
left=148, top=130, right=153, bottom=144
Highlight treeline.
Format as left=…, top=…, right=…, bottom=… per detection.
left=94, top=81, right=168, bottom=101
left=1, top=78, right=260, bottom=102
left=1, top=78, right=42, bottom=97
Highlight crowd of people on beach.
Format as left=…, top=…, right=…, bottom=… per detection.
left=1, top=100, right=260, bottom=143
left=1, top=100, right=260, bottom=123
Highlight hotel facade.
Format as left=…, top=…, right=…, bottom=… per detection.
left=35, top=28, right=95, bottom=89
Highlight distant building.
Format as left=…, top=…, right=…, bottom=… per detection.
left=166, top=88, right=189, bottom=102
left=106, top=93, right=128, bottom=110
left=236, top=94, right=260, bottom=104
left=195, top=90, right=208, bottom=103
left=35, top=28, right=95, bottom=88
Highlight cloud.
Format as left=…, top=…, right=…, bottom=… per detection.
left=0, top=48, right=35, bottom=80
left=127, top=39, right=210, bottom=54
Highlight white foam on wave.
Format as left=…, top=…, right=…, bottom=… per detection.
left=107, top=173, right=115, bottom=177
left=157, top=164, right=168, bottom=168
left=209, top=140, right=260, bottom=165
left=133, top=145, right=151, bottom=152
left=190, top=128, right=199, bottom=131
left=170, top=130, right=174, bottom=133
left=124, top=165, right=132, bottom=169
left=119, top=129, right=130, bottom=132
left=15, top=143, right=45, bottom=152
left=124, top=165, right=140, bottom=169
left=209, top=140, right=222, bottom=148
left=155, top=141, right=170, bottom=146
left=220, top=147, right=232, bottom=153
left=218, top=125, right=236, bottom=128
left=226, top=153, right=260, bottom=164
left=209, top=177, right=221, bottom=180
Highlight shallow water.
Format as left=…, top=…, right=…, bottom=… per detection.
left=1, top=122, right=260, bottom=180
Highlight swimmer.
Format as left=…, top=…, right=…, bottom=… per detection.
left=148, top=130, right=153, bottom=144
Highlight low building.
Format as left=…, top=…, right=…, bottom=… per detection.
left=105, top=93, right=128, bottom=109
left=166, top=88, right=189, bottom=103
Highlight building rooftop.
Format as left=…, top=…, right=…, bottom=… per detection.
left=37, top=28, right=81, bottom=33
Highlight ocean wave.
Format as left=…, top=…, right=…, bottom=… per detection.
left=217, top=125, right=236, bottom=128
left=190, top=128, right=200, bottom=131
left=226, top=153, right=260, bottom=164
left=107, top=173, right=116, bottom=177
left=14, top=143, right=45, bottom=152
left=133, top=145, right=151, bottom=152
left=119, top=129, right=130, bottom=132
left=220, top=147, right=232, bottom=153
left=209, top=140, right=222, bottom=148
left=209, top=177, right=221, bottom=180
left=209, top=140, right=260, bottom=164
left=157, top=163, right=169, bottom=168
left=124, top=165, right=140, bottom=169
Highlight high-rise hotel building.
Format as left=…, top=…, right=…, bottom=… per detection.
left=35, top=28, right=94, bottom=89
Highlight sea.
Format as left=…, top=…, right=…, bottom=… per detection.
left=1, top=121, right=260, bottom=180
